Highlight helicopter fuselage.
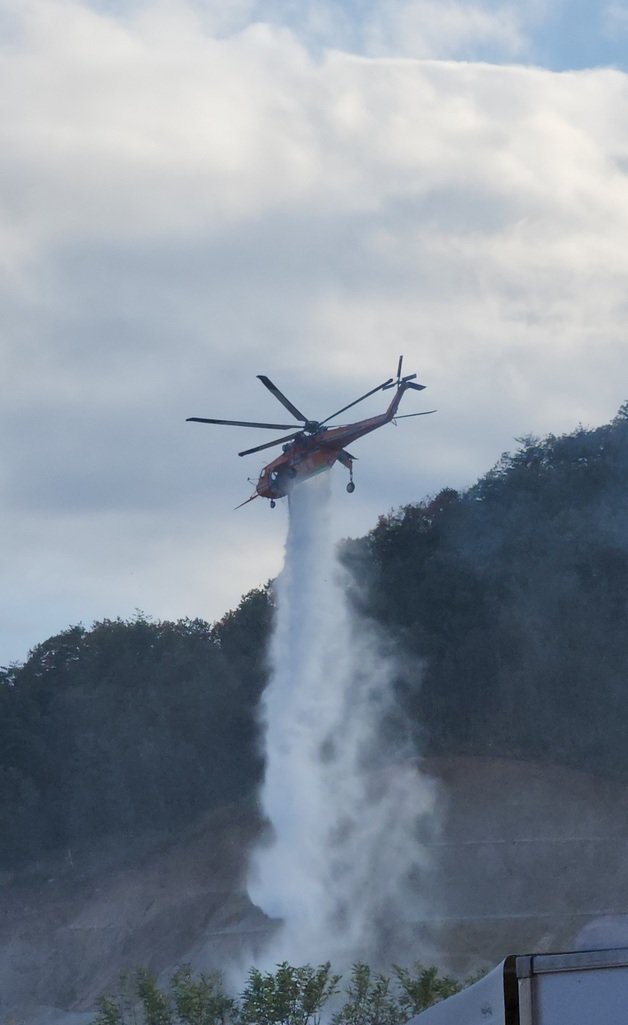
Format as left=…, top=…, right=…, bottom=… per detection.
left=254, top=385, right=408, bottom=501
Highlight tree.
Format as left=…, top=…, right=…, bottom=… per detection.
left=171, top=965, right=235, bottom=1025
left=331, top=963, right=400, bottom=1025
left=90, top=961, right=464, bottom=1025
left=393, top=963, right=460, bottom=1015
left=136, top=969, right=173, bottom=1025
left=92, top=965, right=235, bottom=1025
left=238, top=962, right=340, bottom=1025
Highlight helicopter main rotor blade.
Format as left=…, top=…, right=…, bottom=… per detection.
left=187, top=417, right=296, bottom=430
left=319, top=378, right=394, bottom=427
left=238, top=431, right=303, bottom=457
left=394, top=409, right=436, bottom=418
left=257, top=375, right=308, bottom=422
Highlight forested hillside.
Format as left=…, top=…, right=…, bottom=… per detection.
left=360, top=402, right=628, bottom=772
left=2, top=405, right=628, bottom=872
left=0, top=594, right=270, bottom=869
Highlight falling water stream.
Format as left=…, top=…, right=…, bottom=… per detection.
left=247, top=475, right=437, bottom=968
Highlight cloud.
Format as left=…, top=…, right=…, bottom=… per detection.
left=363, top=0, right=525, bottom=61
left=2, top=0, right=628, bottom=662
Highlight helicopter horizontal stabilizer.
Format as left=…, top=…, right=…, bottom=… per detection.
left=394, top=409, right=437, bottom=419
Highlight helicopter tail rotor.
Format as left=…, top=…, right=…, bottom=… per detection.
left=383, top=355, right=425, bottom=391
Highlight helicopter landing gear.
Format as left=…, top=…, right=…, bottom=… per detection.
left=270, top=499, right=276, bottom=508
left=337, top=449, right=356, bottom=494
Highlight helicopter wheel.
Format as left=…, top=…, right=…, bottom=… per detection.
left=270, top=499, right=276, bottom=508
left=346, top=481, right=355, bottom=494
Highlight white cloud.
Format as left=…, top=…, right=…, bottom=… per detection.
left=179, top=0, right=536, bottom=62
left=363, top=0, right=525, bottom=60
left=2, top=0, right=628, bottom=661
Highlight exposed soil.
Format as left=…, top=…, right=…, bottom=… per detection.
left=4, top=758, right=628, bottom=1024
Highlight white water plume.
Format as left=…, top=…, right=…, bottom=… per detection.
left=247, top=474, right=439, bottom=969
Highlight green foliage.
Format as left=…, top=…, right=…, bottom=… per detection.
left=393, top=963, right=460, bottom=1015
left=239, top=962, right=340, bottom=1025
left=0, top=597, right=270, bottom=869
left=91, top=962, right=462, bottom=1025
left=93, top=965, right=235, bottom=1025
left=136, top=969, right=173, bottom=1025
left=362, top=408, right=628, bottom=772
left=93, top=996, right=125, bottom=1025
left=93, top=972, right=137, bottom=1025
left=170, top=965, right=235, bottom=1025
left=331, top=963, right=400, bottom=1025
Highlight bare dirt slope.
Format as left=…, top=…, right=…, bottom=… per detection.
left=4, top=758, right=628, bottom=1024
left=427, top=757, right=628, bottom=970
left=0, top=804, right=270, bottom=1025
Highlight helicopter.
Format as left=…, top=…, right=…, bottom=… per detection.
left=187, top=356, right=435, bottom=508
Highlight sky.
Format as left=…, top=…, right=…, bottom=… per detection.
left=2, top=0, right=628, bottom=665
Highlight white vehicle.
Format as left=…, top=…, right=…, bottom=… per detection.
left=409, top=947, right=628, bottom=1025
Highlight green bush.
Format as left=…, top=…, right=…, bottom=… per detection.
left=91, top=960, right=465, bottom=1025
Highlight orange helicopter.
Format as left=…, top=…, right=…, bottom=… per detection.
left=187, top=356, right=435, bottom=508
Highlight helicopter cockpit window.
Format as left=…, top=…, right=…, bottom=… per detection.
left=270, top=470, right=279, bottom=482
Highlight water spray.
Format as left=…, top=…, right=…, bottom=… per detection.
left=247, top=475, right=438, bottom=969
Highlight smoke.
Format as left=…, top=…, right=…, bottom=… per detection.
left=246, top=474, right=439, bottom=969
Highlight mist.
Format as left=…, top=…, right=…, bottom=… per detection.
left=246, top=474, right=438, bottom=969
